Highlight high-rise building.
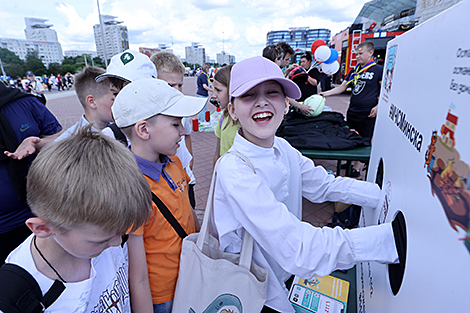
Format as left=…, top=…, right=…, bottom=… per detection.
left=7, top=17, right=65, bottom=67
left=266, top=27, right=330, bottom=51
left=266, top=27, right=331, bottom=63
left=158, top=44, right=173, bottom=53
left=185, top=42, right=205, bottom=66
left=93, top=15, right=129, bottom=61
left=216, top=51, right=232, bottom=65
left=0, top=38, right=63, bottom=68
left=24, top=17, right=59, bottom=42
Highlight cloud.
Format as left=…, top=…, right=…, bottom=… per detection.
left=241, top=0, right=306, bottom=19
left=190, top=0, right=232, bottom=10
left=55, top=3, right=98, bottom=49
left=0, top=0, right=371, bottom=62
left=245, top=23, right=274, bottom=46
left=0, top=10, right=25, bottom=38
left=303, top=0, right=367, bottom=23
left=210, top=16, right=240, bottom=43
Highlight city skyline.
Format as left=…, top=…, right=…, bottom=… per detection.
left=0, top=0, right=368, bottom=62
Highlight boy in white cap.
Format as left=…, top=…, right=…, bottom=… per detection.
left=112, top=78, right=205, bottom=313
left=95, top=49, right=158, bottom=87
left=95, top=49, right=158, bottom=144
left=150, top=51, right=197, bottom=209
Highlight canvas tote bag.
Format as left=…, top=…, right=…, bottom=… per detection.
left=172, top=151, right=268, bottom=313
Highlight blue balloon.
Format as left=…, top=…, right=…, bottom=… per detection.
left=324, top=49, right=339, bottom=64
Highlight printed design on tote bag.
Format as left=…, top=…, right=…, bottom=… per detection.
left=189, top=294, right=242, bottom=313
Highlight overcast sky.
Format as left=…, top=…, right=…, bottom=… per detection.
left=0, top=0, right=369, bottom=61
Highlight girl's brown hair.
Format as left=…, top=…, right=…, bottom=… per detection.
left=213, top=65, right=237, bottom=130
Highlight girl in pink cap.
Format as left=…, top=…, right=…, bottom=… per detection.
left=210, top=56, right=405, bottom=312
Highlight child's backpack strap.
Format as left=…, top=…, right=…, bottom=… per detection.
left=109, top=123, right=128, bottom=147
left=0, top=263, right=65, bottom=313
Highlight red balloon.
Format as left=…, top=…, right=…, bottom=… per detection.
left=311, top=39, right=326, bottom=55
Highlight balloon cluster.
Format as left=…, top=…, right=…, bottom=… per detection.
left=311, top=40, right=340, bottom=75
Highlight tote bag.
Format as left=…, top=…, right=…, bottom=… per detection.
left=172, top=152, right=268, bottom=313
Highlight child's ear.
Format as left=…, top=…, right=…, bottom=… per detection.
left=26, top=217, right=54, bottom=238
left=135, top=121, right=150, bottom=140
left=86, top=95, right=97, bottom=109
left=227, top=102, right=237, bottom=121
left=284, top=97, right=289, bottom=113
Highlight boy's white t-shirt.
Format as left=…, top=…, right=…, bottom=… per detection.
left=6, top=235, right=131, bottom=313
left=176, top=117, right=196, bottom=184
left=55, top=115, right=102, bottom=142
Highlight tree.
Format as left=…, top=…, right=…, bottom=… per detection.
left=62, top=56, right=75, bottom=66
left=47, top=62, right=64, bottom=76
left=63, top=64, right=77, bottom=74
left=0, top=48, right=26, bottom=78
left=92, top=56, right=106, bottom=69
left=25, top=51, right=47, bottom=76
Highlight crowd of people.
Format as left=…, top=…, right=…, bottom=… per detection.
left=1, top=72, right=74, bottom=92
left=0, top=41, right=401, bottom=313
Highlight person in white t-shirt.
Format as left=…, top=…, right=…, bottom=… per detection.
left=211, top=56, right=404, bottom=313
left=25, top=71, right=46, bottom=105
left=55, top=66, right=116, bottom=142
left=3, top=127, right=153, bottom=313
left=25, top=71, right=45, bottom=96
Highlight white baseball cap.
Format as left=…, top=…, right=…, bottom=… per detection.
left=112, top=78, right=206, bottom=128
left=96, top=50, right=158, bottom=83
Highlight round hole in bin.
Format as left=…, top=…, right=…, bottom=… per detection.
left=388, top=210, right=407, bottom=296
left=375, top=158, right=384, bottom=189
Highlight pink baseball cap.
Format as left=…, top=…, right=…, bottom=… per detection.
left=229, top=56, right=301, bottom=99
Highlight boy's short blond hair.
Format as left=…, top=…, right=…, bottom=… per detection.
left=150, top=51, right=185, bottom=75
left=74, top=66, right=110, bottom=109
left=27, top=126, right=152, bottom=234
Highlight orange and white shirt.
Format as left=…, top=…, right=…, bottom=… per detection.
left=133, top=154, right=196, bottom=304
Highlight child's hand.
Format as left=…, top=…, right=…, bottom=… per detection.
left=4, top=136, right=41, bottom=160
left=298, top=103, right=314, bottom=115
left=284, top=64, right=297, bottom=76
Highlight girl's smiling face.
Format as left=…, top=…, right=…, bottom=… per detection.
left=229, top=80, right=288, bottom=148
left=211, top=80, right=229, bottom=109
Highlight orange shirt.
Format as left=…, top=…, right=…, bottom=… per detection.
left=133, top=155, right=195, bottom=304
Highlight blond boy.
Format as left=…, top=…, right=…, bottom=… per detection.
left=112, top=78, right=205, bottom=312
left=4, top=127, right=152, bottom=312
left=150, top=51, right=197, bottom=209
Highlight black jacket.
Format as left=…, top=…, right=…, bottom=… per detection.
left=276, top=109, right=370, bottom=150
left=0, top=85, right=35, bottom=203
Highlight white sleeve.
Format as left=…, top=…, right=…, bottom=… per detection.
left=182, top=117, right=193, bottom=135
left=215, top=158, right=397, bottom=278
left=36, top=80, right=44, bottom=91
left=297, top=152, right=381, bottom=209
left=101, top=126, right=116, bottom=139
